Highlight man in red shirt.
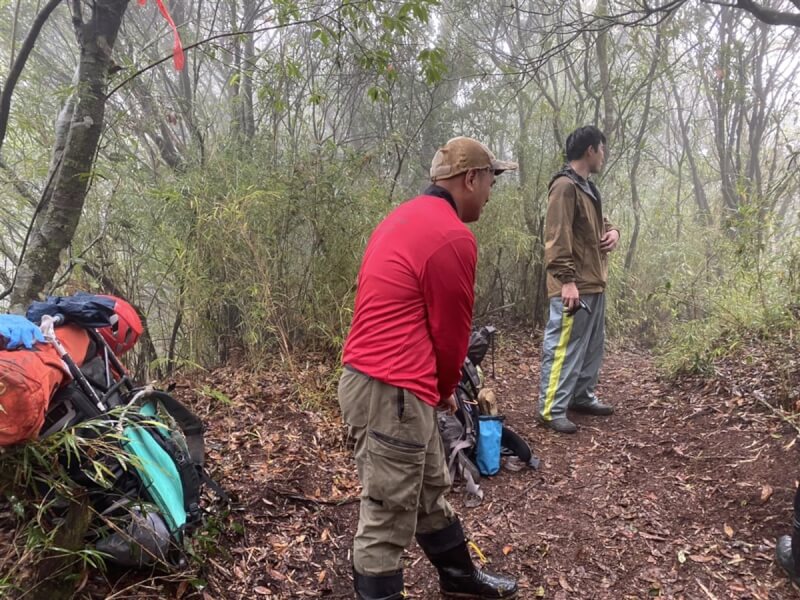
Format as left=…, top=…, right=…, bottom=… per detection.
left=339, top=137, right=519, bottom=599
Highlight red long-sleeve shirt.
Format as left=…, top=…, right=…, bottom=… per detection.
left=342, top=188, right=477, bottom=407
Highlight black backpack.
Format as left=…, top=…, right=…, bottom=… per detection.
left=438, top=326, right=539, bottom=506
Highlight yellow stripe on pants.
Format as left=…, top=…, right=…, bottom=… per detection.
left=542, top=314, right=574, bottom=421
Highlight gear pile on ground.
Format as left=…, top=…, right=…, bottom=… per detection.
left=6, top=329, right=798, bottom=598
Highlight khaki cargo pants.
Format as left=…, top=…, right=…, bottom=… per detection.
left=338, top=367, right=455, bottom=575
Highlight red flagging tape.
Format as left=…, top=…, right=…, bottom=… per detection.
left=139, top=0, right=185, bottom=70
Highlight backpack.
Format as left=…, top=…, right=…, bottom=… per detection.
left=23, top=297, right=227, bottom=568
left=438, top=326, right=539, bottom=507
left=0, top=324, right=90, bottom=445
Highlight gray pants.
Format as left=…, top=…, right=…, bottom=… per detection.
left=338, top=368, right=455, bottom=575
left=538, top=293, right=606, bottom=421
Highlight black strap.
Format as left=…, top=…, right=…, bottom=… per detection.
left=201, top=470, right=231, bottom=504
left=147, top=390, right=205, bottom=467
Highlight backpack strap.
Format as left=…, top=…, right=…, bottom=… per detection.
left=147, top=390, right=205, bottom=467
left=461, top=463, right=482, bottom=501
left=200, top=470, right=231, bottom=504
left=136, top=390, right=230, bottom=514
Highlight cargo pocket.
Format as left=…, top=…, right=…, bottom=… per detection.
left=364, top=429, right=426, bottom=511
left=338, top=370, right=368, bottom=430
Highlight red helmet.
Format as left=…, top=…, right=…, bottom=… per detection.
left=97, top=295, right=143, bottom=355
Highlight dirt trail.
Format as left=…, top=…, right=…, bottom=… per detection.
left=161, top=329, right=799, bottom=599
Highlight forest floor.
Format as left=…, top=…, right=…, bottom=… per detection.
left=86, top=326, right=799, bottom=599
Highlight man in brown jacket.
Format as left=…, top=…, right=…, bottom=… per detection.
left=537, top=126, right=620, bottom=434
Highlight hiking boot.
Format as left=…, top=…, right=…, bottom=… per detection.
left=536, top=415, right=577, bottom=434
left=776, top=535, right=800, bottom=584
left=353, top=567, right=405, bottom=600
left=570, top=398, right=614, bottom=416
left=417, top=520, right=518, bottom=599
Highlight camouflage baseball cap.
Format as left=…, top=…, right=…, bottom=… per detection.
left=430, top=136, right=518, bottom=182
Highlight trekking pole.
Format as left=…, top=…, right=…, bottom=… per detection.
left=490, top=333, right=495, bottom=379
left=84, top=328, right=135, bottom=405
left=41, top=314, right=108, bottom=413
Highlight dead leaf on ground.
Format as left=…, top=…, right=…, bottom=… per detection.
left=761, top=484, right=773, bottom=502
left=689, top=554, right=716, bottom=563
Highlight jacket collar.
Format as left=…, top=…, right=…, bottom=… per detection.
left=423, top=184, right=458, bottom=213
left=549, top=166, right=602, bottom=204
left=549, top=166, right=603, bottom=223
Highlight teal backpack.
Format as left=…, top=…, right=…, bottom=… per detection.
left=40, top=327, right=227, bottom=568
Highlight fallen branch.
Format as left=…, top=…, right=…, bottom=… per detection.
left=266, top=485, right=359, bottom=507
left=695, top=577, right=719, bottom=600
left=753, top=391, right=800, bottom=437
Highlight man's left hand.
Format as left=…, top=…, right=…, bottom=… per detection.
left=600, top=229, right=620, bottom=253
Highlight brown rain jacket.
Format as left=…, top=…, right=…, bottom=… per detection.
left=544, top=167, right=620, bottom=298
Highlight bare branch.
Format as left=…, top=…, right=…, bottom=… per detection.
left=0, top=159, right=38, bottom=208
left=0, top=0, right=65, bottom=157
left=576, top=0, right=800, bottom=30
left=106, top=5, right=362, bottom=99
left=731, top=0, right=800, bottom=27
left=0, top=154, right=62, bottom=302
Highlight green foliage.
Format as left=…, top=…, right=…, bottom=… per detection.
left=2, top=0, right=798, bottom=384
left=418, top=47, right=448, bottom=84
left=609, top=198, right=800, bottom=377
left=185, top=508, right=238, bottom=564
left=0, top=429, right=121, bottom=594
left=199, top=385, right=233, bottom=406
left=472, top=186, right=542, bottom=321
left=152, top=140, right=389, bottom=366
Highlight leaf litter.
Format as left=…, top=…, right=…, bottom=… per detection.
left=19, top=328, right=800, bottom=598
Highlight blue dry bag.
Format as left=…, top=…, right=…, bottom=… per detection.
left=476, top=415, right=504, bottom=476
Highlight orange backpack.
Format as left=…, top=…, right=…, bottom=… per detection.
left=0, top=325, right=91, bottom=446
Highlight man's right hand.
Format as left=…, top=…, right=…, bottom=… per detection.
left=561, top=282, right=580, bottom=313
left=437, top=393, right=457, bottom=414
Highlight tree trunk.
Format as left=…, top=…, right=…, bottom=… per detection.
left=595, top=0, right=616, bottom=137
left=516, top=95, right=549, bottom=327
left=241, top=0, right=256, bottom=140
left=624, top=31, right=662, bottom=271
left=172, top=1, right=204, bottom=164
left=10, top=0, right=130, bottom=311
left=33, top=488, right=91, bottom=600
left=669, top=77, right=711, bottom=224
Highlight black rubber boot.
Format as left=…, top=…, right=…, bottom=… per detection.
left=776, top=535, right=800, bottom=583
left=775, top=488, right=800, bottom=585
left=353, top=567, right=405, bottom=600
left=416, top=520, right=518, bottom=599
left=777, top=486, right=800, bottom=585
